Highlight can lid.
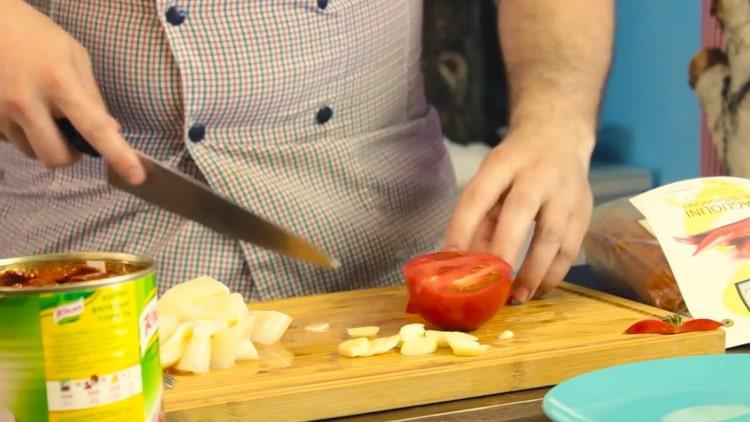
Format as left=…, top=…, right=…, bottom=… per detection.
left=0, top=252, right=154, bottom=295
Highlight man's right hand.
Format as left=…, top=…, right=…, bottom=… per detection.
left=0, top=0, right=145, bottom=184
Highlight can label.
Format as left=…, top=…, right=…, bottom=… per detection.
left=0, top=271, right=161, bottom=422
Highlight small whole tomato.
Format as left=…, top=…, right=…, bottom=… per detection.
left=624, top=314, right=725, bottom=335
left=403, top=251, right=513, bottom=331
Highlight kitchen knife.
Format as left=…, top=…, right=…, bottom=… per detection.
left=57, top=119, right=339, bottom=270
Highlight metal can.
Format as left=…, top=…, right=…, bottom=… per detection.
left=0, top=253, right=161, bottom=422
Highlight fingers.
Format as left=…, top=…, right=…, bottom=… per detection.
left=17, top=101, right=76, bottom=166
left=0, top=2, right=143, bottom=180
left=534, top=194, right=593, bottom=298
left=510, top=199, right=568, bottom=303
left=0, top=120, right=36, bottom=158
left=443, top=150, right=518, bottom=251
left=0, top=60, right=143, bottom=183
left=512, top=212, right=575, bottom=303
left=1, top=87, right=73, bottom=165
left=488, top=176, right=543, bottom=269
left=71, top=48, right=108, bottom=107
left=468, top=203, right=501, bottom=251
left=49, top=69, right=144, bottom=184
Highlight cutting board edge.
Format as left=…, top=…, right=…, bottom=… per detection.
left=164, top=331, right=725, bottom=421
left=556, top=282, right=679, bottom=318
left=164, top=329, right=725, bottom=402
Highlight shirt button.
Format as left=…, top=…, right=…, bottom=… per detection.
left=188, top=124, right=205, bottom=142
left=317, top=0, right=329, bottom=10
left=165, top=6, right=187, bottom=26
left=316, top=106, right=333, bottom=124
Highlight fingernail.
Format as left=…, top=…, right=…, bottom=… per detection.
left=532, top=290, right=547, bottom=300
left=127, top=167, right=146, bottom=185
left=511, top=285, right=530, bottom=305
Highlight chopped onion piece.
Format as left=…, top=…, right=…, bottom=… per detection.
left=370, top=335, right=400, bottom=355
left=444, top=333, right=490, bottom=356
left=175, top=336, right=211, bottom=374
left=158, top=314, right=180, bottom=345
left=236, top=338, right=259, bottom=361
left=196, top=318, right=229, bottom=334
left=400, top=337, right=437, bottom=356
left=238, top=313, right=256, bottom=339
left=210, top=326, right=244, bottom=370
left=160, top=321, right=193, bottom=368
left=175, top=320, right=226, bottom=374
left=498, top=330, right=515, bottom=340
left=158, top=276, right=230, bottom=317
left=305, top=322, right=331, bottom=333
left=338, top=338, right=373, bottom=357
left=258, top=343, right=294, bottom=367
left=399, top=323, right=425, bottom=343
left=250, top=310, right=293, bottom=345
left=181, top=293, right=248, bottom=323
left=347, top=326, right=380, bottom=337
left=425, top=330, right=479, bottom=347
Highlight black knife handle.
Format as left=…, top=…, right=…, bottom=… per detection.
left=56, top=118, right=101, bottom=157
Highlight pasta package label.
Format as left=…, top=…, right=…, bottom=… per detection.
left=631, top=176, right=750, bottom=347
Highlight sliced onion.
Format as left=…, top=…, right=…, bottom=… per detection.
left=158, top=276, right=230, bottom=317
left=236, top=338, right=259, bottom=361
left=370, top=335, right=400, bottom=355
left=210, top=326, right=244, bottom=370
left=399, top=323, right=425, bottom=343
left=347, top=326, right=379, bottom=337
left=160, top=321, right=193, bottom=369
left=158, top=314, right=180, bottom=345
left=338, top=338, right=372, bottom=357
left=305, top=322, right=330, bottom=333
left=498, top=330, right=514, bottom=340
left=250, top=310, right=292, bottom=345
left=181, top=292, right=248, bottom=323
left=257, top=343, right=294, bottom=368
left=175, top=320, right=226, bottom=374
left=237, top=313, right=256, bottom=339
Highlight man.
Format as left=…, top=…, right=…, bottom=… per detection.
left=0, top=0, right=614, bottom=303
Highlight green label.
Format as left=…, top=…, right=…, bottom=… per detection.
left=0, top=271, right=161, bottom=422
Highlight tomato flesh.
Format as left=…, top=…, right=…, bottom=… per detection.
left=403, top=251, right=513, bottom=331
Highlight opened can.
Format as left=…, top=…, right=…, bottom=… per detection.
left=0, top=252, right=161, bottom=422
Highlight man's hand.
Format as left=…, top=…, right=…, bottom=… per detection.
left=444, top=125, right=593, bottom=303
left=443, top=0, right=614, bottom=303
left=0, top=0, right=144, bottom=184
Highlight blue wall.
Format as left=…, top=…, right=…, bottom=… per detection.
left=595, top=0, right=702, bottom=185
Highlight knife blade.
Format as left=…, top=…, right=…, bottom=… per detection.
left=57, top=119, right=339, bottom=270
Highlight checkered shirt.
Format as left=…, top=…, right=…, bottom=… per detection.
left=0, top=0, right=457, bottom=300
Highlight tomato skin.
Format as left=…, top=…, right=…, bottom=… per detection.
left=403, top=251, right=513, bottom=331
left=624, top=320, right=674, bottom=335
left=673, top=318, right=724, bottom=333
left=625, top=316, right=724, bottom=335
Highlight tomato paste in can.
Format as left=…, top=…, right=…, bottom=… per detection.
left=0, top=253, right=161, bottom=422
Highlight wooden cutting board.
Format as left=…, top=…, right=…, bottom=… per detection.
left=162, top=282, right=725, bottom=421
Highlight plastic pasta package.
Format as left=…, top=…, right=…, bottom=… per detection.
left=582, top=197, right=688, bottom=314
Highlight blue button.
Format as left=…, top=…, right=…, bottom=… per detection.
left=316, top=106, right=333, bottom=124
left=165, top=6, right=187, bottom=26
left=317, top=0, right=329, bottom=10
left=188, top=124, right=205, bottom=142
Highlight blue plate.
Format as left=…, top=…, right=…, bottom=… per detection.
left=543, top=354, right=750, bottom=422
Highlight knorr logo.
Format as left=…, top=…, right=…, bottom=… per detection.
left=54, top=298, right=84, bottom=324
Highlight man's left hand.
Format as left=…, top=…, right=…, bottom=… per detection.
left=443, top=124, right=594, bottom=304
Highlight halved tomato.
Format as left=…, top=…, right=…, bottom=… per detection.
left=403, top=251, right=513, bottom=331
